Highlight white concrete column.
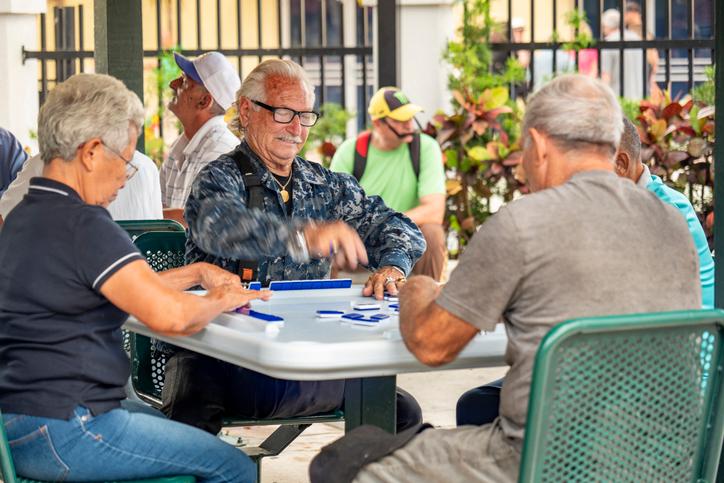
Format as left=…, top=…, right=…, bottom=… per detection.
left=399, top=0, right=455, bottom=126
left=0, top=0, right=45, bottom=152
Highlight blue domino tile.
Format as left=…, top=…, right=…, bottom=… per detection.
left=268, top=279, right=352, bottom=291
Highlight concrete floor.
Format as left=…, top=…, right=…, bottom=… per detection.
left=225, top=366, right=508, bottom=483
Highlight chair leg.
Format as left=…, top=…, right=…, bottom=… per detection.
left=258, top=423, right=312, bottom=456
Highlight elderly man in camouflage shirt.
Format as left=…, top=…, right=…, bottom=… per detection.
left=160, top=59, right=425, bottom=435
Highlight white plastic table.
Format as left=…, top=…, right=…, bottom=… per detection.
left=124, top=285, right=507, bottom=432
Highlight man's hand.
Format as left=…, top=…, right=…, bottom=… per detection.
left=303, top=221, right=368, bottom=270
left=363, top=265, right=407, bottom=300
left=196, top=263, right=242, bottom=289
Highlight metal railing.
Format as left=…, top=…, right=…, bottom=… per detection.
left=23, top=1, right=376, bottom=139
left=489, top=0, right=714, bottom=100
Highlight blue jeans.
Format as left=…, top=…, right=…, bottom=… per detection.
left=456, top=378, right=504, bottom=427
left=3, top=405, right=255, bottom=482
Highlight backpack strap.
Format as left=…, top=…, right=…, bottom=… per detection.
left=353, top=131, right=373, bottom=181
left=409, top=132, right=421, bottom=179
left=231, top=149, right=264, bottom=283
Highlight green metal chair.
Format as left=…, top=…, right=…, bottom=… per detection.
left=117, top=219, right=185, bottom=240
left=519, top=309, right=724, bottom=482
left=117, top=221, right=185, bottom=354
left=130, top=231, right=344, bottom=482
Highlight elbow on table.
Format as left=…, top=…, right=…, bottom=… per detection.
left=407, top=333, right=457, bottom=367
left=414, top=347, right=457, bottom=367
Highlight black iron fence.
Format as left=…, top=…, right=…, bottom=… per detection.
left=23, top=0, right=376, bottom=141
left=489, top=0, right=714, bottom=100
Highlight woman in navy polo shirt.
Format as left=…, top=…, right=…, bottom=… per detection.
left=0, top=73, right=268, bottom=482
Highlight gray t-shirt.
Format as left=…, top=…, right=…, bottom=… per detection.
left=437, top=170, right=701, bottom=443
left=601, top=29, right=645, bottom=99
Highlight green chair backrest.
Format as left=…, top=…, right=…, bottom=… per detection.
left=0, top=409, right=19, bottom=483
left=519, top=309, right=724, bottom=483
left=134, top=231, right=187, bottom=272
left=131, top=231, right=188, bottom=404
left=117, top=219, right=185, bottom=240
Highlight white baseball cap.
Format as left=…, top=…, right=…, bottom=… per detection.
left=174, top=52, right=241, bottom=110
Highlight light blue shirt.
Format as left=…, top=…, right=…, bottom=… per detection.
left=0, top=128, right=28, bottom=197
left=638, top=165, right=714, bottom=308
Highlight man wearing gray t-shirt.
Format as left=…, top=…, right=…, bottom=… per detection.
left=311, top=74, right=700, bottom=483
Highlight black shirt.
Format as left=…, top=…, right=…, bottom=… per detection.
left=0, top=178, right=143, bottom=419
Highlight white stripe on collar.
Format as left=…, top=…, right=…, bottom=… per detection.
left=29, top=185, right=69, bottom=196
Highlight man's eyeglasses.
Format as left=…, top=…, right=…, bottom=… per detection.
left=102, top=143, right=138, bottom=180
left=251, top=100, right=320, bottom=127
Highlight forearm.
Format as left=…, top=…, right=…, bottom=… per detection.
left=340, top=193, right=425, bottom=274
left=157, top=264, right=203, bottom=291
left=404, top=203, right=444, bottom=226
left=149, top=290, right=228, bottom=336
left=399, top=276, right=441, bottom=359
left=399, top=276, right=479, bottom=366
left=189, top=198, right=306, bottom=261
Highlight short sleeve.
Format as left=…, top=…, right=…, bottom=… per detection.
left=72, top=207, right=143, bottom=291
left=329, top=138, right=356, bottom=175
left=436, top=207, right=524, bottom=331
left=417, top=134, right=445, bottom=198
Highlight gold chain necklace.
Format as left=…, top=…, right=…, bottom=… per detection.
left=270, top=172, right=292, bottom=203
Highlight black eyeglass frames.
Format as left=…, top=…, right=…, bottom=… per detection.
left=251, top=100, right=320, bottom=127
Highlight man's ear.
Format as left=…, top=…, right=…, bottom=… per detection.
left=78, top=138, right=103, bottom=172
left=238, top=97, right=252, bottom=128
left=528, top=127, right=547, bottom=168
left=198, top=92, right=214, bottom=111
left=615, top=150, right=630, bottom=177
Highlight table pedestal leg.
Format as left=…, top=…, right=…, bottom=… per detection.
left=344, top=376, right=397, bottom=434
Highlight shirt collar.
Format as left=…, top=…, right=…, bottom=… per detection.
left=636, top=164, right=652, bottom=188
left=28, top=177, right=83, bottom=201
left=183, top=115, right=228, bottom=157
left=239, top=140, right=326, bottom=186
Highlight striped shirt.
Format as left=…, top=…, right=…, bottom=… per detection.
left=160, top=115, right=239, bottom=209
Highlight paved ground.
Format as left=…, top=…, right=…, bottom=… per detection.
left=225, top=367, right=508, bottom=482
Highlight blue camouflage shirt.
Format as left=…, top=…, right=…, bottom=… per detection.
left=184, top=141, right=425, bottom=285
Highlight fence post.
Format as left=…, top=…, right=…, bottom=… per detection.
left=94, top=0, right=144, bottom=151
left=715, top=0, right=724, bottom=313
left=377, top=0, right=398, bottom=87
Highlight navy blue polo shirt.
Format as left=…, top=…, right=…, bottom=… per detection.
left=0, top=177, right=144, bottom=419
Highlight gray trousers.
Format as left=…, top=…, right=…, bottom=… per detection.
left=353, top=419, right=520, bottom=483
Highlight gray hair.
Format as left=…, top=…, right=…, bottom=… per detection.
left=620, top=116, right=642, bottom=163
left=522, top=74, right=623, bottom=155
left=601, top=9, right=621, bottom=30
left=228, top=59, right=315, bottom=135
left=38, top=73, right=144, bottom=164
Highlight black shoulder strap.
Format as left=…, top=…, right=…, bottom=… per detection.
left=231, top=149, right=264, bottom=282
left=232, top=149, right=265, bottom=210
left=409, top=132, right=421, bottom=179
